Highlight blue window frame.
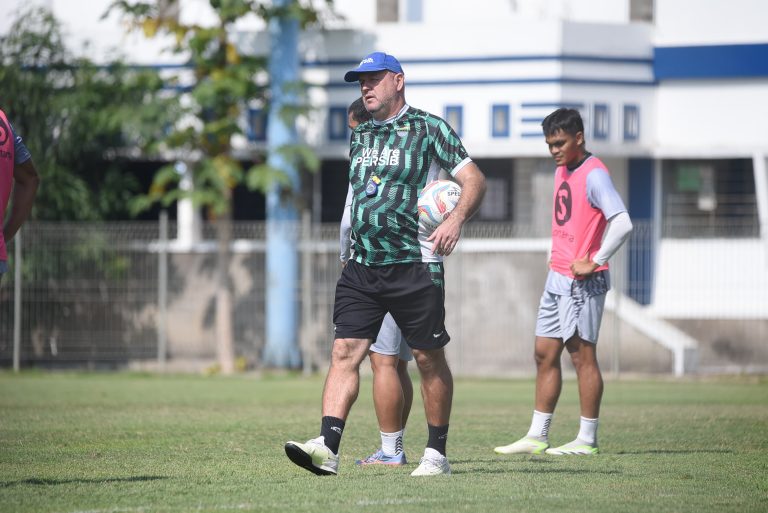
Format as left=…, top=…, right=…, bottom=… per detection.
left=623, top=104, right=640, bottom=141
left=406, top=0, right=423, bottom=22
left=247, top=108, right=267, bottom=142
left=328, top=106, right=348, bottom=141
left=491, top=104, right=510, bottom=138
left=593, top=104, right=610, bottom=140
left=444, top=105, right=463, bottom=137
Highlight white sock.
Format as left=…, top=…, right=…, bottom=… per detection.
left=577, top=417, right=599, bottom=445
left=381, top=429, right=404, bottom=456
left=526, top=410, right=553, bottom=440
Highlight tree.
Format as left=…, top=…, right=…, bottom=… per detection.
left=109, top=0, right=330, bottom=373
left=0, top=7, right=177, bottom=221
left=0, top=8, right=180, bottom=369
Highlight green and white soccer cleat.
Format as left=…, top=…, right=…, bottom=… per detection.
left=544, top=439, right=599, bottom=455
left=410, top=449, right=451, bottom=476
left=285, top=436, right=339, bottom=475
left=494, top=436, right=550, bottom=455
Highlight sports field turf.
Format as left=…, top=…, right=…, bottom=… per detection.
left=0, top=372, right=766, bottom=513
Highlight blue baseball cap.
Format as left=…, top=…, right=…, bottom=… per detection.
left=344, top=52, right=404, bottom=82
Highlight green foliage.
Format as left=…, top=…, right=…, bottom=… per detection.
left=0, top=374, right=767, bottom=513
left=0, top=8, right=178, bottom=220
left=107, top=0, right=331, bottom=217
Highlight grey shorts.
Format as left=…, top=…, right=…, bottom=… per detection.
left=535, top=290, right=607, bottom=344
left=370, top=313, right=413, bottom=361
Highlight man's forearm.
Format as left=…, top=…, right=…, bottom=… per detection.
left=451, top=164, right=486, bottom=224
left=3, top=160, right=40, bottom=243
left=593, top=212, right=633, bottom=265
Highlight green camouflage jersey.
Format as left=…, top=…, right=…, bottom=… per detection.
left=348, top=105, right=471, bottom=266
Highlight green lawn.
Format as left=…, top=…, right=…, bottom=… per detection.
left=0, top=372, right=766, bottom=513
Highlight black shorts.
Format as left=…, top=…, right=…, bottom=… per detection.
left=333, top=260, right=450, bottom=350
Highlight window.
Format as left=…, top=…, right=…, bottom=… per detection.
left=661, top=159, right=758, bottom=237
left=328, top=107, right=348, bottom=141
left=472, top=159, right=514, bottom=221
left=623, top=104, right=640, bottom=141
left=491, top=104, right=510, bottom=138
left=478, top=177, right=510, bottom=220
left=247, top=108, right=267, bottom=142
left=630, top=0, right=654, bottom=22
left=593, top=104, right=609, bottom=140
left=444, top=106, right=463, bottom=137
left=377, top=0, right=398, bottom=22
left=406, top=0, right=423, bottom=22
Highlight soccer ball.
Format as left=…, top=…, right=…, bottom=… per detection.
left=418, top=180, right=462, bottom=232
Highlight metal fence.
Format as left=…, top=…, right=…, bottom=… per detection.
left=1, top=219, right=766, bottom=375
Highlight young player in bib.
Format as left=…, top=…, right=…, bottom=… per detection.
left=285, top=52, right=486, bottom=477
left=494, top=108, right=633, bottom=456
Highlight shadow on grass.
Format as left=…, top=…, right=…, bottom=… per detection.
left=614, top=449, right=734, bottom=455
left=0, top=476, right=167, bottom=487
left=451, top=459, right=622, bottom=475
left=452, top=467, right=622, bottom=476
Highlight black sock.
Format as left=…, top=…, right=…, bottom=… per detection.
left=427, top=424, right=449, bottom=456
left=320, top=416, right=345, bottom=454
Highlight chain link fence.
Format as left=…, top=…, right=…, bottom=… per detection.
left=1, top=219, right=766, bottom=375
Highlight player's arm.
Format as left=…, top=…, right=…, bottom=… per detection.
left=571, top=212, right=633, bottom=276
left=339, top=183, right=354, bottom=266
left=570, top=169, right=633, bottom=277
left=4, top=158, right=40, bottom=244
left=428, top=161, right=486, bottom=256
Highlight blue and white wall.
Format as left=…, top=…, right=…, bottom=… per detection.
left=648, top=0, right=768, bottom=319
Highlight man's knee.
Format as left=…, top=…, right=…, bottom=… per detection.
left=332, top=338, right=370, bottom=369
left=412, top=348, right=449, bottom=375
left=534, top=337, right=562, bottom=369
left=369, top=352, right=398, bottom=373
left=566, top=337, right=599, bottom=371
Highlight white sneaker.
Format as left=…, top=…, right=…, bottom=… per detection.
left=410, top=448, right=451, bottom=476
left=494, top=436, right=549, bottom=455
left=545, top=438, right=599, bottom=455
left=284, top=436, right=339, bottom=475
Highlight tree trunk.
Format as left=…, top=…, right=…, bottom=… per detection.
left=215, top=203, right=235, bottom=374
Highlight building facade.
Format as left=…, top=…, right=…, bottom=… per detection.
left=4, top=0, right=767, bottom=373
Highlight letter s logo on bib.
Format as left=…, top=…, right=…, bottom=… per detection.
left=555, top=182, right=572, bottom=226
left=0, top=118, right=9, bottom=146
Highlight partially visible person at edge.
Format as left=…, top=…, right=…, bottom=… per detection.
left=285, top=52, right=486, bottom=476
left=0, top=108, right=40, bottom=284
left=494, top=107, right=633, bottom=457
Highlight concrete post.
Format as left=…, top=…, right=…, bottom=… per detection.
left=263, top=0, right=302, bottom=368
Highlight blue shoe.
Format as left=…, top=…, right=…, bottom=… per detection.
left=355, top=448, right=407, bottom=466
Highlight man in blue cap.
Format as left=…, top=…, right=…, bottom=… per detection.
left=285, top=52, right=487, bottom=477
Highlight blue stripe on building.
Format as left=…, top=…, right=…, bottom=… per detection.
left=324, top=77, right=654, bottom=88
left=654, top=43, right=768, bottom=80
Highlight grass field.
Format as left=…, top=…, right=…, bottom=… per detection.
left=1, top=372, right=766, bottom=513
